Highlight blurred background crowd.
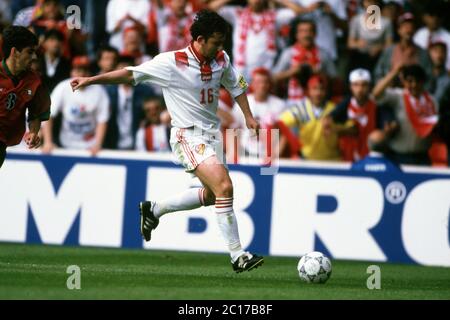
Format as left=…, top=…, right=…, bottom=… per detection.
left=1, top=0, right=449, bottom=166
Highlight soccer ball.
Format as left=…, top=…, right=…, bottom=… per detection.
left=297, top=251, right=332, bottom=284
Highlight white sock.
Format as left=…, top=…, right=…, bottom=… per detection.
left=215, top=197, right=245, bottom=262
left=153, top=187, right=205, bottom=218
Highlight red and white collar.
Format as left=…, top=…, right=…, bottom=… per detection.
left=188, top=42, right=208, bottom=65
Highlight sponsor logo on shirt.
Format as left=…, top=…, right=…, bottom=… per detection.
left=71, top=105, right=88, bottom=118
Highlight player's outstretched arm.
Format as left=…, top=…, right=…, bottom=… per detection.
left=71, top=68, right=134, bottom=91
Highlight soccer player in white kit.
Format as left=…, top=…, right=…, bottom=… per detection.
left=71, top=10, right=264, bottom=273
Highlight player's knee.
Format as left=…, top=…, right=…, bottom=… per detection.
left=217, top=180, right=233, bottom=198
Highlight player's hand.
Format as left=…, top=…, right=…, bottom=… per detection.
left=246, top=116, right=260, bottom=138
left=25, top=132, right=42, bottom=149
left=70, top=77, right=90, bottom=92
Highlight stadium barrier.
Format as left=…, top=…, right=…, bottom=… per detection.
left=1, top=149, right=449, bottom=267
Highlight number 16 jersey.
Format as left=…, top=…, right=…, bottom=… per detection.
left=126, top=43, right=248, bottom=132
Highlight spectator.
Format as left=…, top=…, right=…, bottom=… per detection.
left=231, top=67, right=286, bottom=158
left=381, top=0, right=403, bottom=41
left=30, top=0, right=85, bottom=59
left=152, top=0, right=194, bottom=53
left=11, top=0, right=37, bottom=19
left=292, top=0, right=348, bottom=61
left=208, top=0, right=299, bottom=81
left=38, top=29, right=71, bottom=92
left=372, top=64, right=438, bottom=165
left=347, top=0, right=393, bottom=73
left=135, top=97, right=171, bottom=152
left=329, top=68, right=378, bottom=161
left=273, top=19, right=336, bottom=104
left=31, top=0, right=66, bottom=39
left=351, top=130, right=403, bottom=173
left=106, top=0, right=150, bottom=52
left=42, top=56, right=110, bottom=155
left=122, top=26, right=152, bottom=65
left=12, top=0, right=38, bottom=28
left=413, top=2, right=450, bottom=71
left=428, top=41, right=450, bottom=103
left=437, top=82, right=450, bottom=166
left=96, top=45, right=119, bottom=74
left=278, top=74, right=341, bottom=161
left=374, top=13, right=433, bottom=85
left=104, top=55, right=155, bottom=150
left=0, top=0, right=12, bottom=27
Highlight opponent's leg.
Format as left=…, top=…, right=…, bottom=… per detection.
left=194, top=155, right=264, bottom=273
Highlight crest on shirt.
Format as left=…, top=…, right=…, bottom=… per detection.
left=238, top=75, right=248, bottom=90
left=5, top=92, right=17, bottom=111
left=25, top=89, right=32, bottom=96
left=195, top=143, right=206, bottom=155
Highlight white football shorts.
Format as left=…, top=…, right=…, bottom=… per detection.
left=170, top=127, right=226, bottom=172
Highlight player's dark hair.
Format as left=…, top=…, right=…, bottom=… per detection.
left=2, top=26, right=38, bottom=59
left=401, top=64, right=427, bottom=83
left=190, top=9, right=230, bottom=42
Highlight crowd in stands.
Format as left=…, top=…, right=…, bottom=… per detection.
left=0, top=0, right=449, bottom=167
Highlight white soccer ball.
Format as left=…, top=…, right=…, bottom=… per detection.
left=297, top=251, right=332, bottom=284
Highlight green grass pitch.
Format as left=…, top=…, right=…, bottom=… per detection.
left=0, top=243, right=449, bottom=300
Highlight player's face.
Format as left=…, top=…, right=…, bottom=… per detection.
left=202, top=33, right=226, bottom=59
left=350, top=81, right=370, bottom=102
left=15, top=46, right=37, bottom=73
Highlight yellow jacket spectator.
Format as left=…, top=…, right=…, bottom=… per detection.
left=278, top=75, right=341, bottom=161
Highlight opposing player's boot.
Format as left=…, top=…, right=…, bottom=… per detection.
left=232, top=252, right=264, bottom=273
left=139, top=201, right=159, bottom=241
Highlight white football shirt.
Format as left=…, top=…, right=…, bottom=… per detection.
left=126, top=44, right=248, bottom=132
left=51, top=79, right=110, bottom=149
